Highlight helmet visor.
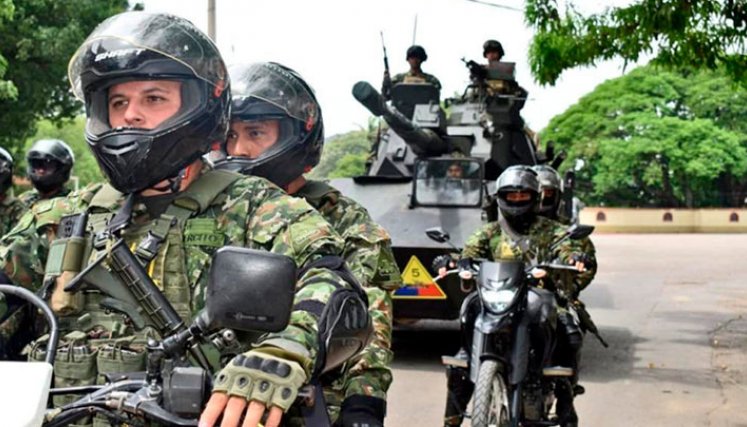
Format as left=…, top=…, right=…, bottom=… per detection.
left=28, top=157, right=61, bottom=178
left=0, top=159, right=11, bottom=177
left=69, top=12, right=227, bottom=100
left=229, top=63, right=318, bottom=124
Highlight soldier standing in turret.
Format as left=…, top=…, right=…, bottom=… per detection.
left=483, top=39, right=505, bottom=63
left=382, top=45, right=441, bottom=100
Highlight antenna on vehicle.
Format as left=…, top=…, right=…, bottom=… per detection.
left=412, top=14, right=418, bottom=45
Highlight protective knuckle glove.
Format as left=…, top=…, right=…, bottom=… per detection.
left=212, top=351, right=307, bottom=412
left=432, top=254, right=454, bottom=272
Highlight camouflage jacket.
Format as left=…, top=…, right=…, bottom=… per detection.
left=17, top=186, right=72, bottom=210
left=462, top=216, right=596, bottom=293
left=0, top=170, right=350, bottom=374
left=0, top=194, right=24, bottom=238
left=392, top=70, right=442, bottom=91
left=296, top=180, right=401, bottom=292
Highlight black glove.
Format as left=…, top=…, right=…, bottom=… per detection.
left=456, top=258, right=473, bottom=273
left=432, top=254, right=455, bottom=272
left=570, top=253, right=596, bottom=271
left=337, top=395, right=386, bottom=427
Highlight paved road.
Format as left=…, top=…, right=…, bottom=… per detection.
left=385, top=234, right=747, bottom=426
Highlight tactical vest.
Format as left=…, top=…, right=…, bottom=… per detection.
left=30, top=170, right=242, bottom=426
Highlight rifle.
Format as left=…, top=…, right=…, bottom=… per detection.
left=380, top=31, right=392, bottom=99
left=462, top=57, right=488, bottom=83
left=66, top=237, right=211, bottom=369
left=562, top=169, right=575, bottom=224
left=572, top=299, right=609, bottom=348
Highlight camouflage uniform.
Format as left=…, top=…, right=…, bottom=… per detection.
left=0, top=194, right=24, bottom=239
left=16, top=186, right=72, bottom=210
left=295, top=179, right=401, bottom=420
left=462, top=216, right=596, bottom=292
left=391, top=70, right=442, bottom=91
left=0, top=170, right=353, bottom=426
left=0, top=194, right=24, bottom=321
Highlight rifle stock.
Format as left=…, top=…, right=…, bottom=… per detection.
left=573, top=300, right=608, bottom=348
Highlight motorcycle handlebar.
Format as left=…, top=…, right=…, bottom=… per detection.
left=48, top=383, right=199, bottom=427
left=0, top=284, right=59, bottom=365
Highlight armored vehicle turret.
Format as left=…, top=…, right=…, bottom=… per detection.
left=332, top=61, right=552, bottom=321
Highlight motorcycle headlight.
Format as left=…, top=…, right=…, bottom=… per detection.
left=481, top=288, right=517, bottom=313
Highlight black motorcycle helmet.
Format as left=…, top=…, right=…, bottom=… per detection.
left=26, top=139, right=75, bottom=194
left=533, top=165, right=563, bottom=217
left=483, top=39, right=505, bottom=59
left=68, top=12, right=230, bottom=194
left=0, top=147, right=13, bottom=195
left=406, top=45, right=428, bottom=62
left=212, top=62, right=323, bottom=188
left=495, top=165, right=541, bottom=219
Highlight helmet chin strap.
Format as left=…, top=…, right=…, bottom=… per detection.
left=169, top=167, right=188, bottom=193
left=148, top=166, right=189, bottom=194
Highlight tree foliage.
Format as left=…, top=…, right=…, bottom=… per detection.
left=0, top=0, right=131, bottom=159
left=526, top=0, right=747, bottom=85
left=541, top=65, right=747, bottom=207
left=309, top=122, right=374, bottom=179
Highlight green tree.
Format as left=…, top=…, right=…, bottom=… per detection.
left=310, top=128, right=371, bottom=178
left=0, top=0, right=131, bottom=159
left=328, top=153, right=367, bottom=178
left=19, top=116, right=103, bottom=189
left=541, top=65, right=747, bottom=207
left=526, top=0, right=747, bottom=85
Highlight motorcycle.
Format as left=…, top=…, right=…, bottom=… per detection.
left=428, top=224, right=605, bottom=427
left=0, top=245, right=337, bottom=427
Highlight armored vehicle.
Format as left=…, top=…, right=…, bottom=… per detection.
left=332, top=60, right=554, bottom=321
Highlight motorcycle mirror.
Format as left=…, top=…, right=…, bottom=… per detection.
left=425, top=227, right=450, bottom=243
left=206, top=247, right=297, bottom=333
left=569, top=224, right=594, bottom=240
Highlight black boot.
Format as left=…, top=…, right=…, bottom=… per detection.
left=444, top=348, right=474, bottom=426
left=555, top=380, right=578, bottom=427
left=337, top=395, right=386, bottom=427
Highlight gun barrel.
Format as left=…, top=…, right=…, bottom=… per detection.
left=352, top=81, right=448, bottom=156
left=109, top=239, right=185, bottom=337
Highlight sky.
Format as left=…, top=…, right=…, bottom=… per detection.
left=142, top=0, right=642, bottom=136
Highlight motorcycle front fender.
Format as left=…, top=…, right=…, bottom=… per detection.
left=475, top=310, right=508, bottom=335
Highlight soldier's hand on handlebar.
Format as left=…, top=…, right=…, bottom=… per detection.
left=568, top=253, right=593, bottom=273
left=433, top=255, right=456, bottom=279
left=457, top=258, right=474, bottom=280
left=199, top=350, right=307, bottom=427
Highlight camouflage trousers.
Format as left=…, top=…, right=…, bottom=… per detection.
left=322, top=286, right=394, bottom=422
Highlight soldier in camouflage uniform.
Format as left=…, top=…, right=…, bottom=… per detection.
left=0, top=12, right=370, bottom=427
left=435, top=165, right=595, bottom=427
left=17, top=139, right=75, bottom=209
left=0, top=147, right=23, bottom=238
left=0, top=147, right=23, bottom=326
left=382, top=44, right=442, bottom=100
left=212, top=62, right=401, bottom=427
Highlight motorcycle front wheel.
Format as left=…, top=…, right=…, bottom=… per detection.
left=471, top=359, right=510, bottom=427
